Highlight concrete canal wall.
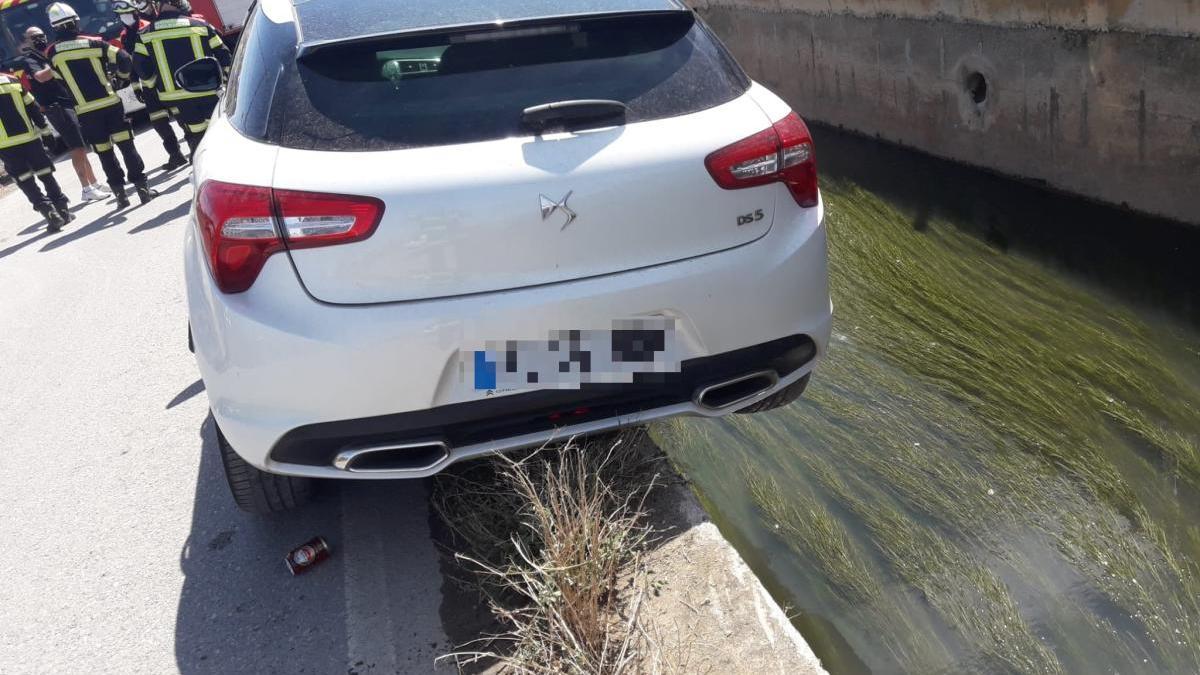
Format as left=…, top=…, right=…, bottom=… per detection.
left=692, top=0, right=1200, bottom=225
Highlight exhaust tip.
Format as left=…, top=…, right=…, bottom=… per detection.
left=334, top=441, right=450, bottom=473
left=693, top=370, right=780, bottom=411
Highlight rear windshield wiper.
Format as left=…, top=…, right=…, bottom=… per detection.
left=521, top=99, right=629, bottom=133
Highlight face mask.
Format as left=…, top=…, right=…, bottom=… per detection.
left=120, top=13, right=137, bottom=26
left=30, top=35, right=49, bottom=49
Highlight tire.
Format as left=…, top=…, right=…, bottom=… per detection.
left=736, top=374, right=811, bottom=414
left=216, top=423, right=314, bottom=514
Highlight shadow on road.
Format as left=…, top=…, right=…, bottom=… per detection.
left=175, top=415, right=349, bottom=674
left=132, top=200, right=191, bottom=235
left=0, top=228, right=54, bottom=261
left=166, top=379, right=205, bottom=410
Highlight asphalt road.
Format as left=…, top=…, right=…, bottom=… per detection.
left=0, top=133, right=452, bottom=674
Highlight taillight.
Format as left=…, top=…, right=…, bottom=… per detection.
left=704, top=111, right=819, bottom=208
left=194, top=181, right=384, bottom=294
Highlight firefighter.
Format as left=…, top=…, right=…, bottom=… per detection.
left=16, top=26, right=111, bottom=203
left=0, top=71, right=72, bottom=231
left=112, top=0, right=187, bottom=172
left=132, top=0, right=230, bottom=155
left=45, top=2, right=156, bottom=208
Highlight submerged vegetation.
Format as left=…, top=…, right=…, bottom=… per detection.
left=656, top=178, right=1200, bottom=673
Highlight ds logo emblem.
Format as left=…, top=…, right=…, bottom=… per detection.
left=737, top=209, right=765, bottom=226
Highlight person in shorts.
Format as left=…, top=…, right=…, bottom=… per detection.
left=16, top=26, right=111, bottom=203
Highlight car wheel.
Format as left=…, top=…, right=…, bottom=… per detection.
left=735, top=374, right=811, bottom=414
left=216, top=422, right=314, bottom=514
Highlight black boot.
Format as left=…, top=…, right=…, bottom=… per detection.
left=40, top=204, right=65, bottom=232
left=113, top=187, right=131, bottom=209
left=53, top=197, right=75, bottom=224
left=162, top=152, right=188, bottom=172
left=136, top=183, right=159, bottom=205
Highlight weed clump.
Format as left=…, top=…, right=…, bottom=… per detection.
left=432, top=434, right=662, bottom=674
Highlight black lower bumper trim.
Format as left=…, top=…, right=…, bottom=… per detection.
left=269, top=334, right=816, bottom=468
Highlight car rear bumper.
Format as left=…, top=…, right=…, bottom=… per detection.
left=185, top=198, right=832, bottom=479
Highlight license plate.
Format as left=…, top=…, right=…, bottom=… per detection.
left=467, top=319, right=680, bottom=392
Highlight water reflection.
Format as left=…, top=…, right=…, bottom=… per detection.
left=655, top=126, right=1200, bottom=674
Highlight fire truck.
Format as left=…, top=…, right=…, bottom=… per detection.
left=0, top=0, right=250, bottom=113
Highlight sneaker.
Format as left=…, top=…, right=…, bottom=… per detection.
left=81, top=185, right=108, bottom=202
left=92, top=183, right=112, bottom=195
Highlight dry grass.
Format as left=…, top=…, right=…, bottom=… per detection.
left=432, top=433, right=664, bottom=674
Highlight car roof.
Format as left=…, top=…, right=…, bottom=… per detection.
left=292, top=0, right=689, bottom=47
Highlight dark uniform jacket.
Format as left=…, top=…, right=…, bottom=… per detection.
left=44, top=34, right=134, bottom=115
left=0, top=72, right=50, bottom=150
left=131, top=12, right=231, bottom=104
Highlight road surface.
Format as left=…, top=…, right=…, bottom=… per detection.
left=0, top=133, right=452, bottom=674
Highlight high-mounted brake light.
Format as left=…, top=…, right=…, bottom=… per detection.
left=704, top=112, right=819, bottom=208
left=195, top=181, right=384, bottom=294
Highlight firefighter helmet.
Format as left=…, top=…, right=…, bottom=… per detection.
left=113, top=0, right=139, bottom=14
left=47, top=2, right=80, bottom=27
left=159, top=0, right=193, bottom=13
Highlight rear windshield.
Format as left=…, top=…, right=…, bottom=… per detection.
left=268, top=12, right=749, bottom=151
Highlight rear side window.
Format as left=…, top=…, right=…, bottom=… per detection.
left=224, top=2, right=298, bottom=141
left=270, top=12, right=750, bottom=151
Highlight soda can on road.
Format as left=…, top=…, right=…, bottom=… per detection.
left=286, top=537, right=331, bottom=575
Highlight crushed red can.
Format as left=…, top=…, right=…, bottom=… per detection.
left=286, top=537, right=331, bottom=575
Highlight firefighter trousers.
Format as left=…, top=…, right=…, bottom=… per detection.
left=172, top=95, right=220, bottom=155
left=78, top=103, right=147, bottom=193
left=144, top=89, right=184, bottom=161
left=0, top=141, right=66, bottom=212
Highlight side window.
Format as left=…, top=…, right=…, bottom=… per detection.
left=221, top=3, right=257, bottom=119
left=224, top=2, right=296, bottom=141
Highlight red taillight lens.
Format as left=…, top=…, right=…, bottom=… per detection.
left=704, top=111, right=819, bottom=208
left=275, top=189, right=384, bottom=250
left=194, top=181, right=385, bottom=294
left=195, top=181, right=281, bottom=294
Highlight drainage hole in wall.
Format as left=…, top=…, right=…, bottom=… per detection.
left=965, top=71, right=988, bottom=105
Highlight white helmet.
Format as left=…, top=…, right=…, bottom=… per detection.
left=47, top=2, right=80, bottom=27
left=112, top=0, right=138, bottom=14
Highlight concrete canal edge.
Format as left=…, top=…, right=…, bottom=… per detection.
left=638, top=477, right=828, bottom=674
left=690, top=0, right=1200, bottom=226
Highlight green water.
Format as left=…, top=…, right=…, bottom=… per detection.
left=653, top=128, right=1200, bottom=674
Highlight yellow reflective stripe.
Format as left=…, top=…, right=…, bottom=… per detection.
left=160, top=89, right=218, bottom=102
left=0, top=87, right=37, bottom=148
left=15, top=171, right=35, bottom=182
left=142, top=27, right=211, bottom=95
left=107, top=45, right=119, bottom=64
left=22, top=92, right=36, bottom=106
left=76, top=96, right=121, bottom=114
left=111, top=129, right=134, bottom=143
left=149, top=109, right=169, bottom=121
left=0, top=133, right=40, bottom=149
left=94, top=141, right=113, bottom=152
left=50, top=48, right=116, bottom=108
left=208, top=35, right=224, bottom=49
left=186, top=119, right=210, bottom=133
left=151, top=39, right=173, bottom=95
left=133, top=42, right=149, bottom=56
left=141, top=77, right=158, bottom=89
left=35, top=167, right=54, bottom=177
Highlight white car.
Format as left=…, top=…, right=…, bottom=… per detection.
left=183, top=0, right=832, bottom=513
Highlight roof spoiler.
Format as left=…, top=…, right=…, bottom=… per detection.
left=296, top=8, right=692, bottom=60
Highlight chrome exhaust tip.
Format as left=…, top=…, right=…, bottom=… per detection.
left=333, top=441, right=450, bottom=473
left=693, top=370, right=780, bottom=412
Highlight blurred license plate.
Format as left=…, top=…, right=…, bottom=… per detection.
left=469, top=319, right=680, bottom=392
